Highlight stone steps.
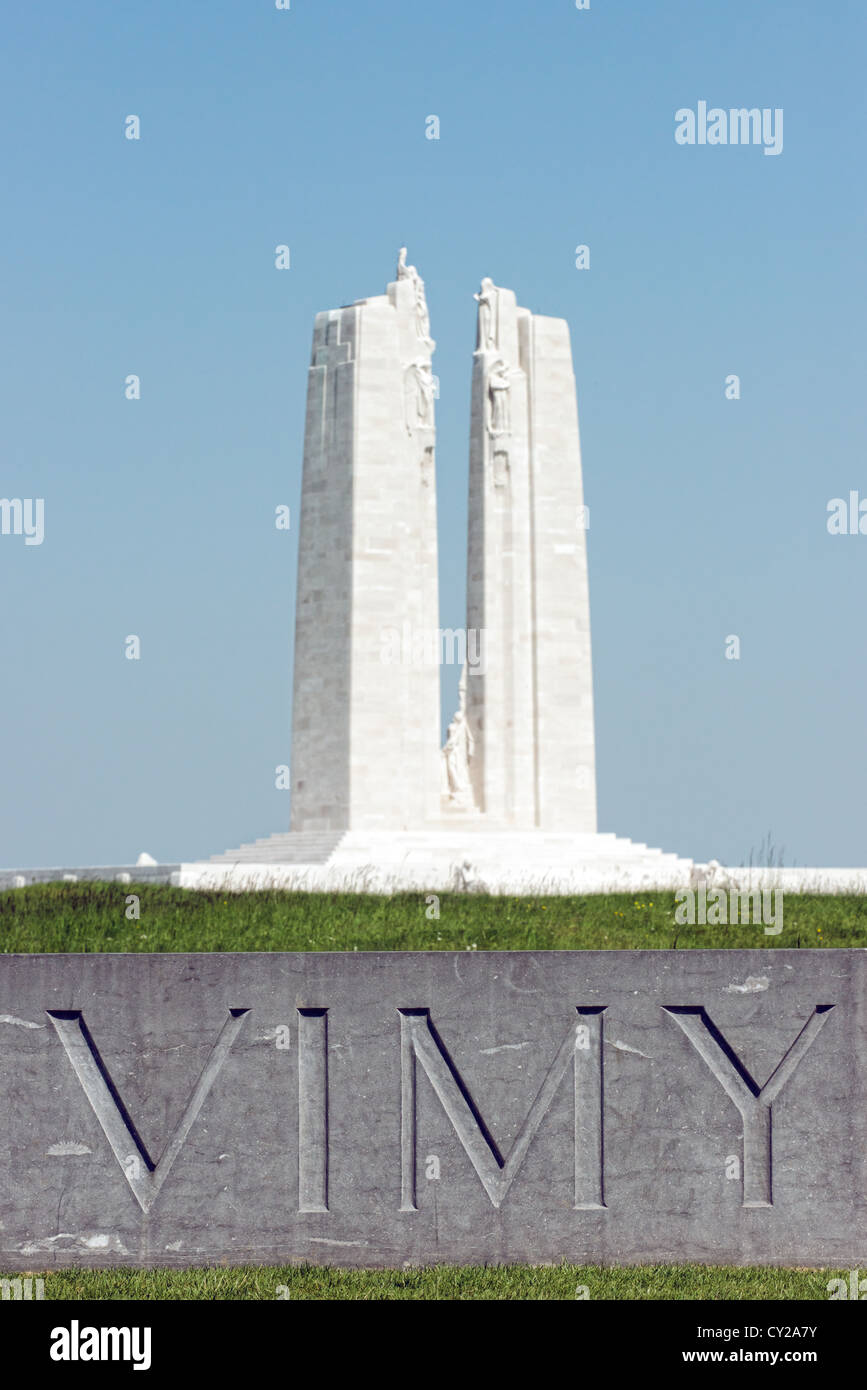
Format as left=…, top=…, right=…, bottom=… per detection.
left=206, top=829, right=686, bottom=870
left=209, top=832, right=346, bottom=865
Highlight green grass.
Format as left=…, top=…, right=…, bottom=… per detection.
left=9, top=1264, right=843, bottom=1300
left=1, top=882, right=866, bottom=953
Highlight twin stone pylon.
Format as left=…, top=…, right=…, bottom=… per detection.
left=289, top=252, right=596, bottom=835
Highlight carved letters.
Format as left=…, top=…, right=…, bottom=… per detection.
left=664, top=1004, right=833, bottom=1206
left=47, top=1008, right=250, bottom=1214
left=44, top=999, right=834, bottom=1217
left=399, top=1007, right=605, bottom=1211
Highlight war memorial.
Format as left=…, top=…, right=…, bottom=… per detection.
left=0, top=256, right=864, bottom=1272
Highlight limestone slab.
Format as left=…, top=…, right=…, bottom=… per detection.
left=0, top=950, right=863, bottom=1268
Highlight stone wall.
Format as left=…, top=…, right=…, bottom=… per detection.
left=1, top=950, right=862, bottom=1268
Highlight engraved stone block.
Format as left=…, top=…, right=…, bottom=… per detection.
left=0, top=950, right=863, bottom=1267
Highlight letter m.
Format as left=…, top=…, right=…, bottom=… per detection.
left=399, top=1007, right=605, bottom=1211
left=729, top=108, right=761, bottom=144
left=439, top=628, right=467, bottom=667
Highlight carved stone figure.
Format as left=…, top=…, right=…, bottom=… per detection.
left=474, top=277, right=498, bottom=351
left=442, top=672, right=475, bottom=809
left=493, top=449, right=509, bottom=488
left=405, top=359, right=435, bottom=433
left=488, top=360, right=511, bottom=435
left=397, top=247, right=432, bottom=344
left=414, top=283, right=431, bottom=344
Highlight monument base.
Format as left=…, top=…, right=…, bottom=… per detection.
left=4, top=843, right=867, bottom=895
left=202, top=828, right=695, bottom=894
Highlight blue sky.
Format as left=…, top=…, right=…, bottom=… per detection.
left=1, top=0, right=865, bottom=868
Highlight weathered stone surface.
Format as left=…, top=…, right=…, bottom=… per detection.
left=0, top=950, right=864, bottom=1268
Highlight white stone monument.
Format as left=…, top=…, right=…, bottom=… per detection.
left=290, top=252, right=441, bottom=833
left=2, top=255, right=863, bottom=895
left=457, top=279, right=596, bottom=830
left=206, top=253, right=696, bottom=892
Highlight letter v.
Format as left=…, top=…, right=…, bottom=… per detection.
left=47, top=1009, right=250, bottom=1213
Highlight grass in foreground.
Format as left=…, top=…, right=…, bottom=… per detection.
left=1, top=882, right=865, bottom=953
left=11, top=1264, right=844, bottom=1300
